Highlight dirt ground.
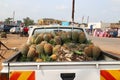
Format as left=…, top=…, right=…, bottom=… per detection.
left=0, top=34, right=28, bottom=71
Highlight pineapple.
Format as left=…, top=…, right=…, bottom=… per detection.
left=54, top=36, right=62, bottom=45
left=92, top=46, right=101, bottom=60
left=36, top=43, right=44, bottom=54
left=43, top=34, right=50, bottom=42
left=27, top=47, right=36, bottom=58
left=20, top=44, right=29, bottom=56
left=79, top=32, right=86, bottom=43
left=44, top=43, right=53, bottom=55
left=72, top=31, right=79, bottom=42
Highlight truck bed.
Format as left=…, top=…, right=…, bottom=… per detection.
left=5, top=50, right=120, bottom=63
left=2, top=51, right=120, bottom=80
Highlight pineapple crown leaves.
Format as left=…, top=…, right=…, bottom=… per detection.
left=73, top=50, right=83, bottom=55
left=86, top=39, right=93, bottom=44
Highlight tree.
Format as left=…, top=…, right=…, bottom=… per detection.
left=23, top=17, right=34, bottom=26
left=4, top=17, right=12, bottom=25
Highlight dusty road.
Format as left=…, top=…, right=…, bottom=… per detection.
left=89, top=36, right=120, bottom=56
left=0, top=34, right=28, bottom=70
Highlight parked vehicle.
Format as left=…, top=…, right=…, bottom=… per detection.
left=118, top=28, right=120, bottom=37
left=0, top=24, right=4, bottom=32
left=10, top=27, right=20, bottom=34
left=2, top=25, right=18, bottom=33
left=1, top=25, right=120, bottom=80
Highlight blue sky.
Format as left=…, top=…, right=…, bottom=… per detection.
left=0, top=0, right=120, bottom=23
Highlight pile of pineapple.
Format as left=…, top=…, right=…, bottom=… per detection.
left=19, top=31, right=101, bottom=62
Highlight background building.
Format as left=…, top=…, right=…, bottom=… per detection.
left=110, top=23, right=120, bottom=29
left=88, top=22, right=111, bottom=31
left=38, top=18, right=62, bottom=25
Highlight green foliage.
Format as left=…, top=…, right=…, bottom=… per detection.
left=74, top=50, right=83, bottom=55
left=39, top=53, right=51, bottom=62
left=23, top=17, right=34, bottom=26
left=4, top=17, right=12, bottom=24
left=49, top=39, right=56, bottom=45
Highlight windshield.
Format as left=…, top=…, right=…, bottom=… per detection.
left=32, top=27, right=84, bottom=35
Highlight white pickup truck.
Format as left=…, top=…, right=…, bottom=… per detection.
left=1, top=25, right=120, bottom=80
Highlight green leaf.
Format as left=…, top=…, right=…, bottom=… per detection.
left=74, top=50, right=83, bottom=55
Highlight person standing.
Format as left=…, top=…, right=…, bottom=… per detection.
left=23, top=27, right=29, bottom=37
left=20, top=26, right=24, bottom=37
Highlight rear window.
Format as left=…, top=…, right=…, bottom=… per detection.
left=32, top=27, right=84, bottom=35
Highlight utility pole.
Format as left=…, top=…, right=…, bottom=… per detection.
left=82, top=16, right=84, bottom=23
left=72, top=0, right=75, bottom=22
left=87, top=16, right=89, bottom=24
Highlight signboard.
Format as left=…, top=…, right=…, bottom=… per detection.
left=62, top=22, right=69, bottom=26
